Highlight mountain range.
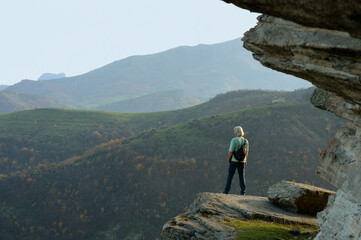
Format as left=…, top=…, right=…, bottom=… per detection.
left=3, top=38, right=311, bottom=113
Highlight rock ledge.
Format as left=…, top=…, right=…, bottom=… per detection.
left=160, top=192, right=318, bottom=240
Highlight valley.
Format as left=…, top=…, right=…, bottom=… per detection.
left=0, top=88, right=344, bottom=239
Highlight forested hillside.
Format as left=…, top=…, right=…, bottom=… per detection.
left=0, top=91, right=68, bottom=113
left=0, top=88, right=344, bottom=239
left=0, top=88, right=312, bottom=175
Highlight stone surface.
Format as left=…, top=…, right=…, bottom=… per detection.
left=316, top=127, right=361, bottom=202
left=311, top=88, right=361, bottom=129
left=310, top=89, right=361, bottom=239
left=267, top=180, right=336, bottom=215
left=160, top=192, right=318, bottom=240
left=222, top=0, right=361, bottom=39
left=220, top=1, right=361, bottom=239
left=316, top=190, right=361, bottom=240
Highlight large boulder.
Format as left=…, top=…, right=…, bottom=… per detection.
left=267, top=180, right=336, bottom=215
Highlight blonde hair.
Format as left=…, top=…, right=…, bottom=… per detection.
left=234, top=126, right=244, bottom=137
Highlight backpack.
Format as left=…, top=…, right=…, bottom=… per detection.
left=233, top=138, right=247, bottom=161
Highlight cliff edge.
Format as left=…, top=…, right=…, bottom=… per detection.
left=160, top=192, right=319, bottom=240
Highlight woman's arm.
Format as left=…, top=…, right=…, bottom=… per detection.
left=228, top=151, right=233, bottom=165
left=244, top=148, right=248, bottom=166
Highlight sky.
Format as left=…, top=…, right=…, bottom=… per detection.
left=0, top=0, right=259, bottom=85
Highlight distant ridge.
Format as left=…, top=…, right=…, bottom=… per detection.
left=96, top=89, right=203, bottom=112
left=6, top=38, right=311, bottom=108
left=0, top=90, right=68, bottom=113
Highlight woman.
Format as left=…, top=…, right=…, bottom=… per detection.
left=222, top=126, right=249, bottom=195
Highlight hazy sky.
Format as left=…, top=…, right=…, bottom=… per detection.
left=0, top=0, right=259, bottom=85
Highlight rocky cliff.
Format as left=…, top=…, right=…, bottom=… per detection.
left=160, top=192, right=319, bottom=240
left=160, top=182, right=335, bottom=239
left=222, top=1, right=361, bottom=239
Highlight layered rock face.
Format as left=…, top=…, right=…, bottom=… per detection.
left=223, top=0, right=361, bottom=239
left=242, top=14, right=361, bottom=106
left=223, top=0, right=361, bottom=39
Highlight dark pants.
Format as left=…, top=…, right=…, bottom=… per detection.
left=223, top=161, right=246, bottom=195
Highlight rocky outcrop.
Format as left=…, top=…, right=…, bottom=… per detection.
left=160, top=192, right=318, bottom=240
left=267, top=180, right=336, bottom=214
left=317, top=190, right=361, bottom=240
left=222, top=0, right=361, bottom=39
left=242, top=15, right=361, bottom=107
left=222, top=1, right=361, bottom=239
left=310, top=88, right=361, bottom=129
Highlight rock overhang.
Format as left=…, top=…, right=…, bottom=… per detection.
left=222, top=0, right=361, bottom=39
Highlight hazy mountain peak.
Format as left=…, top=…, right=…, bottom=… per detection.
left=37, top=73, right=66, bottom=81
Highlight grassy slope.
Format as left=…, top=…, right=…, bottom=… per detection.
left=0, top=108, right=135, bottom=139
left=95, top=89, right=202, bottom=112
left=0, top=96, right=344, bottom=239
left=226, top=219, right=319, bottom=240
left=0, top=88, right=314, bottom=138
